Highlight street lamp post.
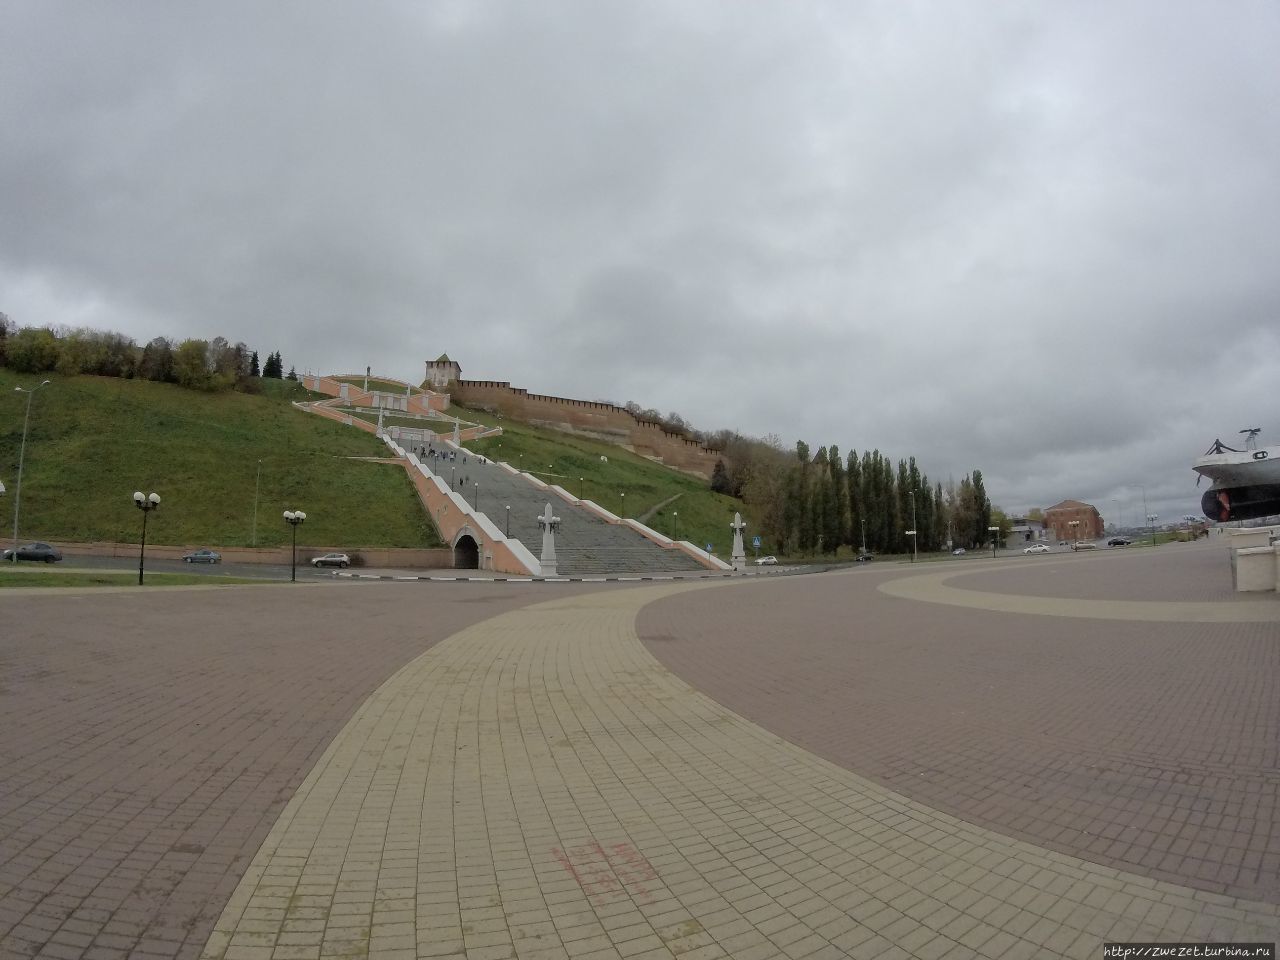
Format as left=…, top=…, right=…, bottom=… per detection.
left=620, top=492, right=625, bottom=517
left=905, top=529, right=917, bottom=562
left=860, top=517, right=866, bottom=555
left=988, top=525, right=1000, bottom=559
left=283, top=510, right=307, bottom=582
left=505, top=505, right=510, bottom=537
left=672, top=510, right=678, bottom=542
left=911, top=488, right=918, bottom=563
left=11, top=380, right=51, bottom=562
left=1068, top=519, right=1080, bottom=549
left=132, top=491, right=161, bottom=585
left=252, top=459, right=262, bottom=547
left=1147, top=513, right=1158, bottom=546
left=473, top=482, right=479, bottom=509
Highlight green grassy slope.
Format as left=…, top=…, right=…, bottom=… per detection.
left=0, top=373, right=441, bottom=548
left=333, top=375, right=410, bottom=394
left=453, top=405, right=758, bottom=556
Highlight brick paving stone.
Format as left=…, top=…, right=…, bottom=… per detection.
left=639, top=541, right=1280, bottom=904
left=8, top=549, right=1280, bottom=960
left=195, top=576, right=1276, bottom=959
left=0, top=581, right=603, bottom=960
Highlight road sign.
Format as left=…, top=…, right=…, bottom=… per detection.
left=752, top=536, right=761, bottom=547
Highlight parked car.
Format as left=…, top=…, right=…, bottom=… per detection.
left=854, top=553, right=874, bottom=563
left=311, top=553, right=351, bottom=568
left=755, top=555, right=778, bottom=566
left=1072, top=541, right=1098, bottom=551
left=1107, top=536, right=1132, bottom=547
left=182, top=549, right=222, bottom=564
left=2, top=542, right=63, bottom=563
left=952, top=547, right=966, bottom=555
left=1024, top=543, right=1051, bottom=554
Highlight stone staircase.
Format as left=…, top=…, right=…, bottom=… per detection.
left=431, top=448, right=706, bottom=575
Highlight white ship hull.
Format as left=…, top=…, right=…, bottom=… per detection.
left=1194, top=432, right=1280, bottom=521
left=1193, top=446, right=1280, bottom=488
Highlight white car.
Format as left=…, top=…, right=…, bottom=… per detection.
left=755, top=555, right=778, bottom=566
left=1024, top=543, right=1051, bottom=554
left=311, top=553, right=350, bottom=568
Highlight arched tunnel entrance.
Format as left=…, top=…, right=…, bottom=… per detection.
left=453, top=534, right=480, bottom=569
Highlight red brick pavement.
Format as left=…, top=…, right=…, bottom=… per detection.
left=0, top=581, right=605, bottom=960
left=638, top=553, right=1280, bottom=904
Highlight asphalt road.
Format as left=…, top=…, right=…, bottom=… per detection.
left=9, top=541, right=1108, bottom=584
left=22, top=552, right=351, bottom=582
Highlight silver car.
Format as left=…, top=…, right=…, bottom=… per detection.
left=311, top=553, right=351, bottom=568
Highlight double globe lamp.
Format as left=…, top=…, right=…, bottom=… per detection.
left=133, top=491, right=161, bottom=585
left=283, top=510, right=307, bottom=582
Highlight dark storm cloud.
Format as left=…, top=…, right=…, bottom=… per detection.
left=2, top=0, right=1278, bottom=521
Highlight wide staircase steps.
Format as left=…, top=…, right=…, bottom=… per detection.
left=425, top=446, right=706, bottom=575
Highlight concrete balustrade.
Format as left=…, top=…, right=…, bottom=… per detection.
left=1232, top=543, right=1280, bottom=592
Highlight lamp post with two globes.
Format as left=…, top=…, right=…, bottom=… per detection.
left=133, top=491, right=161, bottom=585
left=283, top=510, right=307, bottom=582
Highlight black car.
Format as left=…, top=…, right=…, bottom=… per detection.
left=854, top=553, right=874, bottom=563
left=1107, top=536, right=1132, bottom=547
left=3, top=542, right=63, bottom=563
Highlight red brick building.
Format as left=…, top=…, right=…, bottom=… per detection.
left=1043, top=499, right=1104, bottom=542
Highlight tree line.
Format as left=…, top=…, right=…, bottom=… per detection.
left=710, top=433, right=1000, bottom=555
left=0, top=315, right=295, bottom=393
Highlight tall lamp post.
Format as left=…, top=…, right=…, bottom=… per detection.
left=860, top=517, right=867, bottom=555
left=505, top=505, right=511, bottom=537
left=1147, top=512, right=1158, bottom=546
left=905, top=529, right=917, bottom=562
left=133, top=491, right=161, bottom=585
left=473, top=482, right=479, bottom=509
left=672, top=510, right=678, bottom=542
left=911, top=488, right=918, bottom=563
left=11, top=380, right=51, bottom=562
left=1068, top=519, right=1080, bottom=549
left=251, top=459, right=262, bottom=547
left=283, top=510, right=307, bottom=582
left=619, top=491, right=625, bottom=517
left=988, top=525, right=1000, bottom=559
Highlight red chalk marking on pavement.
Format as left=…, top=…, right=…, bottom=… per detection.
left=550, top=841, right=658, bottom=905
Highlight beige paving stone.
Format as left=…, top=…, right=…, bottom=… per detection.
left=201, top=582, right=1280, bottom=959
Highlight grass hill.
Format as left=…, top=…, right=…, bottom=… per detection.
left=0, top=369, right=759, bottom=559
left=0, top=372, right=441, bottom=549
left=451, top=404, right=760, bottom=557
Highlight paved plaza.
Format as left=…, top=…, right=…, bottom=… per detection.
left=1, top=540, right=1278, bottom=959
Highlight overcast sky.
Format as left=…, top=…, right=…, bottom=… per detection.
left=3, top=1, right=1277, bottom=523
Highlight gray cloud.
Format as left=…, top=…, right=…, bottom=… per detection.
left=3, top=0, right=1278, bottom=522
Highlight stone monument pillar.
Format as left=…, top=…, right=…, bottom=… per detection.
left=730, top=512, right=747, bottom=571
left=538, top=503, right=562, bottom=576
left=453, top=420, right=461, bottom=445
